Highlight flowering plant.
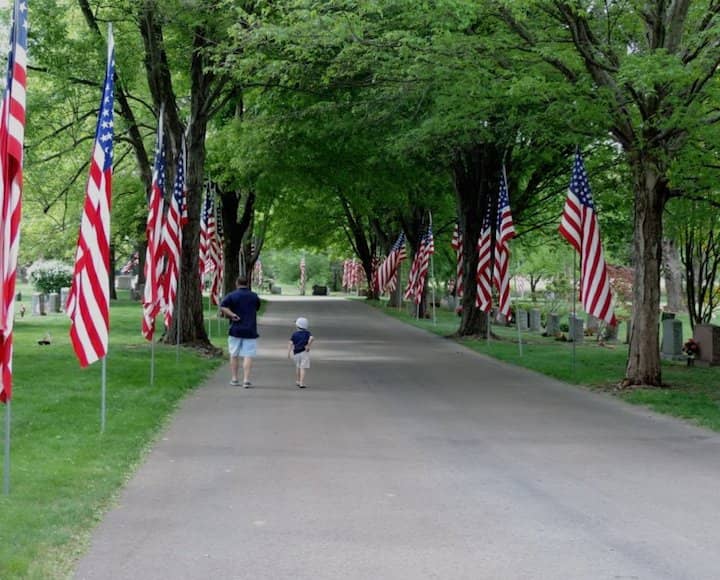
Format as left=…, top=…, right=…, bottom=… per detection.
left=682, top=338, right=700, bottom=357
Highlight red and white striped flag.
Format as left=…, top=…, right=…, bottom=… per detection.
left=252, top=258, right=263, bottom=288
left=67, top=26, right=114, bottom=367
left=142, top=112, right=167, bottom=340
left=493, top=171, right=516, bottom=317
left=559, top=151, right=616, bottom=325
left=376, top=233, right=406, bottom=294
left=475, top=206, right=493, bottom=312
left=299, top=255, right=306, bottom=293
left=404, top=227, right=434, bottom=304
left=198, top=182, right=214, bottom=280
left=0, top=0, right=28, bottom=402
left=160, top=139, right=188, bottom=329
left=451, top=223, right=463, bottom=298
left=208, top=192, right=224, bottom=305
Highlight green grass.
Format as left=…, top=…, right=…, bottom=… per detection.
left=369, top=300, right=720, bottom=433
left=0, top=297, right=223, bottom=579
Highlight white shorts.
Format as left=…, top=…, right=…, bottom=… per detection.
left=293, top=351, right=310, bottom=369
left=228, top=337, right=257, bottom=358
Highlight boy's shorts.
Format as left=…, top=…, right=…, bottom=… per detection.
left=228, top=337, right=257, bottom=358
left=293, top=351, right=310, bottom=369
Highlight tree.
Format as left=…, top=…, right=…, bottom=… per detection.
left=501, top=1, right=720, bottom=385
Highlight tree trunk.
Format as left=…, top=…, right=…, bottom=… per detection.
left=453, top=143, right=501, bottom=336
left=625, top=156, right=667, bottom=386
left=662, top=238, right=682, bottom=313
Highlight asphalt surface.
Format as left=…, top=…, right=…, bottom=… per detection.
left=74, top=297, right=720, bottom=580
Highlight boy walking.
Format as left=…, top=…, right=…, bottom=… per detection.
left=288, top=317, right=314, bottom=388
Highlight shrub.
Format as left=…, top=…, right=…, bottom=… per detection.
left=28, top=260, right=73, bottom=294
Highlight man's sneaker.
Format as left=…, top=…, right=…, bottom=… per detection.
left=243, top=381, right=253, bottom=388
left=298, top=384, right=307, bottom=389
left=230, top=379, right=241, bottom=386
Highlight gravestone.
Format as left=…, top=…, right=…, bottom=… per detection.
left=31, top=293, right=45, bottom=316
left=15, top=292, right=21, bottom=301
left=660, top=319, right=684, bottom=361
left=518, top=309, right=529, bottom=331
left=569, top=315, right=584, bottom=343
left=694, top=324, right=720, bottom=367
left=116, top=274, right=133, bottom=290
left=271, top=285, right=282, bottom=295
left=496, top=313, right=507, bottom=326
left=445, top=296, right=456, bottom=311
left=545, top=313, right=560, bottom=336
left=529, top=309, right=542, bottom=332
left=490, top=307, right=498, bottom=321
left=312, top=285, right=328, bottom=296
left=625, top=320, right=632, bottom=344
left=60, top=287, right=70, bottom=311
left=48, top=293, right=60, bottom=313
left=586, top=315, right=600, bottom=335
left=661, top=311, right=676, bottom=321
left=603, top=323, right=619, bottom=343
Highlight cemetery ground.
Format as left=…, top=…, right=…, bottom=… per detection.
left=371, top=301, right=720, bottom=432
left=0, top=293, right=222, bottom=579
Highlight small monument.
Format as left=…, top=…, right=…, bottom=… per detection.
left=116, top=274, right=133, bottom=290
left=518, top=309, right=529, bottom=331
left=529, top=309, right=542, bottom=332
left=60, top=287, right=70, bottom=311
left=47, top=293, right=60, bottom=313
left=31, top=293, right=45, bottom=316
left=694, top=324, right=720, bottom=367
left=545, top=313, right=560, bottom=336
left=602, top=322, right=619, bottom=343
left=569, top=315, right=584, bottom=343
left=660, top=318, right=684, bottom=361
left=586, top=315, right=600, bottom=335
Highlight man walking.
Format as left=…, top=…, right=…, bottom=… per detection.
left=219, top=276, right=261, bottom=387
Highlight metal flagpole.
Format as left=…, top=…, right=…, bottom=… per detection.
left=175, top=274, right=181, bottom=363
left=3, top=401, right=10, bottom=495
left=516, top=297, right=523, bottom=357
left=101, top=357, right=107, bottom=432
left=429, top=213, right=436, bottom=326
left=572, top=250, right=577, bottom=375
left=150, top=338, right=155, bottom=387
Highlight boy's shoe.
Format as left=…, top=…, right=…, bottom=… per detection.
left=230, top=379, right=241, bottom=386
left=243, top=381, right=253, bottom=388
left=298, top=384, right=307, bottom=389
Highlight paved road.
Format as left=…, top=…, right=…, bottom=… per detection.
left=75, top=297, right=720, bottom=580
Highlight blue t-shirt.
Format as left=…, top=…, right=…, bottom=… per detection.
left=220, top=288, right=261, bottom=338
left=290, top=329, right=312, bottom=354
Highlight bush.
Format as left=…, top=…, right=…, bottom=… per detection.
left=28, top=260, right=73, bottom=294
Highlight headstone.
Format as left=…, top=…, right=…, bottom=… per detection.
left=603, top=323, right=619, bottom=343
left=545, top=313, right=560, bottom=336
left=60, top=287, right=70, bottom=311
left=586, top=315, right=600, bottom=335
left=271, top=286, right=282, bottom=295
left=625, top=320, right=632, bottom=344
left=569, top=315, right=584, bottom=342
left=660, top=319, right=684, bottom=361
left=15, top=292, right=21, bottom=301
left=445, top=296, right=456, bottom=311
left=496, top=313, right=507, bottom=326
left=48, top=293, right=60, bottom=313
left=529, top=309, right=542, bottom=332
left=661, top=311, right=676, bottom=321
left=490, top=307, right=498, bottom=321
left=312, top=285, right=328, bottom=296
left=116, top=274, right=133, bottom=290
left=518, top=309, right=529, bottom=331
left=31, top=293, right=45, bottom=316
left=694, top=324, right=720, bottom=366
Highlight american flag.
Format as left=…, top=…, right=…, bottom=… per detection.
left=559, top=151, right=616, bottom=325
left=252, top=258, right=263, bottom=288
left=451, top=223, right=464, bottom=298
left=0, top=0, right=28, bottom=402
left=120, top=251, right=139, bottom=274
left=475, top=204, right=493, bottom=312
left=160, top=140, right=188, bottom=329
left=198, top=182, right=215, bottom=280
left=375, top=232, right=406, bottom=294
left=341, top=259, right=349, bottom=290
left=299, top=256, right=306, bottom=293
left=67, top=26, right=114, bottom=368
left=208, top=192, right=224, bottom=305
left=142, top=112, right=167, bottom=341
left=404, top=227, right=434, bottom=305
left=493, top=171, right=516, bottom=317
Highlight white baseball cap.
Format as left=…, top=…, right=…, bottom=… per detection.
left=295, top=317, right=309, bottom=330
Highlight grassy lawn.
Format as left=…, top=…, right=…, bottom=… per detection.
left=370, top=300, right=720, bottom=433
left=0, top=296, right=223, bottom=579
